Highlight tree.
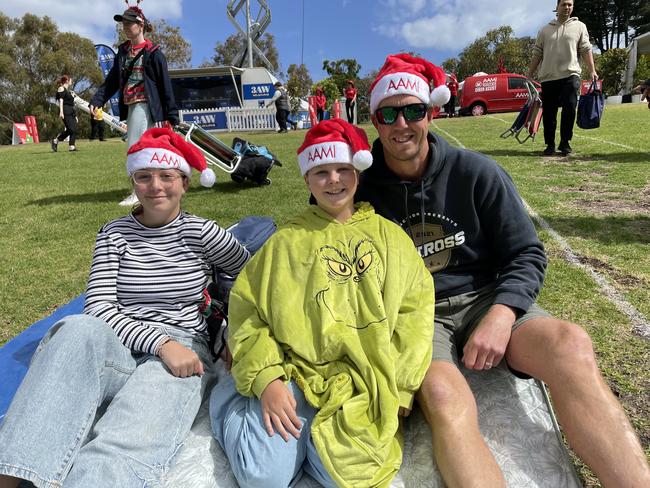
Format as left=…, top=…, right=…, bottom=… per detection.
left=573, top=0, right=646, bottom=52
left=312, top=78, right=339, bottom=112
left=0, top=13, right=102, bottom=143
left=354, top=69, right=378, bottom=123
left=455, top=26, right=536, bottom=80
left=321, top=59, right=361, bottom=94
left=114, top=20, right=191, bottom=69
left=442, top=58, right=460, bottom=75
left=596, top=48, right=629, bottom=95
left=286, top=64, right=312, bottom=114
left=208, top=32, right=280, bottom=73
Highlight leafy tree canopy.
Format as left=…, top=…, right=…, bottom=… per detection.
left=573, top=0, right=647, bottom=52
left=0, top=13, right=102, bottom=142
left=114, top=19, right=191, bottom=69
left=286, top=63, right=312, bottom=114
left=321, top=58, right=361, bottom=93
left=206, top=32, right=280, bottom=73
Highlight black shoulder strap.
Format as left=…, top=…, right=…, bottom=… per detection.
left=121, top=48, right=146, bottom=87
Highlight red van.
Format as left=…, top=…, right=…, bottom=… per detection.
left=459, top=73, right=541, bottom=116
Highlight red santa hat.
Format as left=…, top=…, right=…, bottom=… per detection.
left=370, top=53, right=450, bottom=114
left=126, top=128, right=216, bottom=187
left=296, top=119, right=372, bottom=176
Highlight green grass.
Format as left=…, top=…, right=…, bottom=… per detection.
left=0, top=105, right=648, bottom=486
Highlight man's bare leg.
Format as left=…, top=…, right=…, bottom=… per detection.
left=417, top=361, right=505, bottom=488
left=507, top=317, right=650, bottom=488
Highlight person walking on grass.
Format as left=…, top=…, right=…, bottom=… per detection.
left=527, top=0, right=597, bottom=156
left=210, top=119, right=434, bottom=488
left=0, top=128, right=248, bottom=488
left=90, top=1, right=178, bottom=206
left=357, top=52, right=650, bottom=488
left=51, top=75, right=78, bottom=152
left=265, top=81, right=292, bottom=132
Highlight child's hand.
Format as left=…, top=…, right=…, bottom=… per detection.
left=260, top=379, right=302, bottom=442
left=159, top=340, right=205, bottom=378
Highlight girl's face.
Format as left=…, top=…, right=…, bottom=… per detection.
left=305, top=163, right=358, bottom=223
left=131, top=168, right=188, bottom=227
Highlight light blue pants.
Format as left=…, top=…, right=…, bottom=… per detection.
left=210, top=375, right=338, bottom=488
left=0, top=314, right=211, bottom=488
left=126, top=102, right=154, bottom=148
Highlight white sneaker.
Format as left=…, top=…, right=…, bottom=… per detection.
left=119, top=192, right=140, bottom=207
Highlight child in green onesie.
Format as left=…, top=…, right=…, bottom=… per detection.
left=210, top=119, right=435, bottom=488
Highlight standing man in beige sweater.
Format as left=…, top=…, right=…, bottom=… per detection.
left=528, top=0, right=597, bottom=156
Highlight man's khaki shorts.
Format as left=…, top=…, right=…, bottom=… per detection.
left=433, top=285, right=551, bottom=377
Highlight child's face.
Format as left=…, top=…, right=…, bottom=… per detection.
left=305, top=163, right=358, bottom=222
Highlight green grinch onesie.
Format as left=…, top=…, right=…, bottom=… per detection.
left=228, top=202, right=435, bottom=487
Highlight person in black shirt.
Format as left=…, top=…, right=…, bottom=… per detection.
left=51, top=75, right=78, bottom=152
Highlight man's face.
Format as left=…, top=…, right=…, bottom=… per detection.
left=122, top=20, right=143, bottom=40
left=371, top=94, right=433, bottom=177
left=557, top=0, right=574, bottom=17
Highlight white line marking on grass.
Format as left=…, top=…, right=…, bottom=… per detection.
left=487, top=115, right=509, bottom=123
left=431, top=123, right=650, bottom=338
left=572, top=134, right=637, bottom=151
left=524, top=203, right=650, bottom=338
left=431, top=121, right=465, bottom=148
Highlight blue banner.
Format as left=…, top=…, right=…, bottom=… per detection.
left=242, top=83, right=274, bottom=100
left=181, top=111, right=227, bottom=131
left=94, top=44, right=120, bottom=117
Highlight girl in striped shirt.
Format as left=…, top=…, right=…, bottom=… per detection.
left=0, top=129, right=249, bottom=488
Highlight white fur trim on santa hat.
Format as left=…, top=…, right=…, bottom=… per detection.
left=352, top=150, right=372, bottom=171
left=300, top=141, right=357, bottom=176
left=430, top=84, right=451, bottom=108
left=370, top=72, right=430, bottom=113
left=200, top=168, right=216, bottom=187
left=127, top=147, right=191, bottom=177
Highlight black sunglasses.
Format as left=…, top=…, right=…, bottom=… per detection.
left=375, top=103, right=428, bottom=125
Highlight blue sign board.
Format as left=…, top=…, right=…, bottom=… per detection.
left=94, top=44, right=120, bottom=117
left=182, top=111, right=228, bottom=131
left=242, top=83, right=274, bottom=100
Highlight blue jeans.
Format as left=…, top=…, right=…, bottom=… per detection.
left=126, top=102, right=154, bottom=148
left=0, top=314, right=211, bottom=488
left=209, top=375, right=337, bottom=488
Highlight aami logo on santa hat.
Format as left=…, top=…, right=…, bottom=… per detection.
left=308, top=144, right=336, bottom=163
left=387, top=77, right=421, bottom=92
left=149, top=151, right=181, bottom=168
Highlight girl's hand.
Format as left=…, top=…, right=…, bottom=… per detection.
left=260, top=379, right=302, bottom=441
left=59, top=113, right=64, bottom=119
left=158, top=340, right=205, bottom=378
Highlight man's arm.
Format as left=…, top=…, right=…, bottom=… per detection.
left=582, top=50, right=598, bottom=81
left=265, top=90, right=281, bottom=108
left=527, top=54, right=542, bottom=80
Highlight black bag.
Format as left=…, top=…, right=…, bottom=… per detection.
left=230, top=137, right=282, bottom=185
left=203, top=216, right=277, bottom=358
left=577, top=80, right=604, bottom=130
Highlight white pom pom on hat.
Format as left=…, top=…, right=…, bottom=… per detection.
left=370, top=53, right=451, bottom=113
left=126, top=128, right=216, bottom=187
left=296, top=119, right=373, bottom=176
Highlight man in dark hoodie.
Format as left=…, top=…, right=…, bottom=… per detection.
left=90, top=4, right=179, bottom=206
left=527, top=0, right=597, bottom=156
left=356, top=53, right=650, bottom=488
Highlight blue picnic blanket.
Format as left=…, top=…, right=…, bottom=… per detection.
left=0, top=295, right=84, bottom=424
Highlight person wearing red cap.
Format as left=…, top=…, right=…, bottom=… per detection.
left=356, top=53, right=650, bottom=488
left=90, top=1, right=179, bottom=206
left=0, top=128, right=249, bottom=488
left=210, top=119, right=434, bottom=487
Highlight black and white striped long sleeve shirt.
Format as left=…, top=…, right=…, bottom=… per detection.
left=84, top=212, right=250, bottom=355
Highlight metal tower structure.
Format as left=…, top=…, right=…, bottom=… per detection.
left=226, top=0, right=272, bottom=70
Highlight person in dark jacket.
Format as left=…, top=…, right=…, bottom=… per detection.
left=356, top=53, right=650, bottom=488
left=265, top=81, right=291, bottom=132
left=90, top=5, right=178, bottom=206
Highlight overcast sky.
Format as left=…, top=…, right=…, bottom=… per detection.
left=1, top=0, right=557, bottom=78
